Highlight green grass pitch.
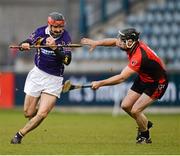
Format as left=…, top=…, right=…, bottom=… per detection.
left=0, top=109, right=180, bottom=155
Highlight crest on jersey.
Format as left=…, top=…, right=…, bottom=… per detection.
left=131, top=60, right=138, bottom=66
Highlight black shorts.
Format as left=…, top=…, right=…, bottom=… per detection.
left=131, top=76, right=168, bottom=99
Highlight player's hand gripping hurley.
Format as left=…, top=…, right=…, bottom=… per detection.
left=62, top=80, right=92, bottom=93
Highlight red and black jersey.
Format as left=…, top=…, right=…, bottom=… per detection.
left=127, top=41, right=167, bottom=83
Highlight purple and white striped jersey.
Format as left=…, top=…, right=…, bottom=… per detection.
left=25, top=25, right=72, bottom=76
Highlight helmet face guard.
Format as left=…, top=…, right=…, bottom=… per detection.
left=117, top=28, right=140, bottom=49
left=118, top=28, right=140, bottom=40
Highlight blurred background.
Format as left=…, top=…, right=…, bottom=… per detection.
left=0, top=0, right=180, bottom=113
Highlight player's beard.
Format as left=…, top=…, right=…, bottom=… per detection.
left=50, top=30, right=63, bottom=38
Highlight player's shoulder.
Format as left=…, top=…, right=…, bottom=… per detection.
left=139, top=41, right=149, bottom=50
left=63, top=29, right=70, bottom=36
left=62, top=29, right=71, bottom=41
left=130, top=44, right=142, bottom=60
left=34, top=25, right=47, bottom=35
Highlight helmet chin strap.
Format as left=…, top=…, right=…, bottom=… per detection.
left=126, top=40, right=136, bottom=48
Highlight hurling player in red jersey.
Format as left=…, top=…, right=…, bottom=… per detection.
left=81, top=28, right=168, bottom=144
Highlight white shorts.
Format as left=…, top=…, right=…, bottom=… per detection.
left=24, top=66, right=63, bottom=98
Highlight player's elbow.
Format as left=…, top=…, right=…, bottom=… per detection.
left=55, top=49, right=72, bottom=65
left=63, top=54, right=72, bottom=65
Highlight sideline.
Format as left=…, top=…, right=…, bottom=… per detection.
left=54, top=106, right=180, bottom=114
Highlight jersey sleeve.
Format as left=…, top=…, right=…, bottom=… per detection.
left=29, top=28, right=45, bottom=45
left=62, top=31, right=72, bottom=52
left=56, top=31, right=72, bottom=65
left=20, top=27, right=43, bottom=45
left=128, top=54, right=142, bottom=72
left=63, top=32, right=72, bottom=65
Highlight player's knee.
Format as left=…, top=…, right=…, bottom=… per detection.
left=130, top=108, right=140, bottom=118
left=24, top=112, right=33, bottom=119
left=24, top=110, right=36, bottom=119
left=121, top=103, right=130, bottom=112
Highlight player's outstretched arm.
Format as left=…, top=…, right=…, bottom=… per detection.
left=81, top=38, right=117, bottom=52
left=91, top=66, right=136, bottom=90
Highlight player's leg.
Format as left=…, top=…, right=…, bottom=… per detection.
left=23, top=94, right=40, bottom=119
left=121, top=89, right=153, bottom=140
left=23, top=67, right=42, bottom=119
left=133, top=79, right=168, bottom=143
left=121, top=76, right=144, bottom=117
left=122, top=77, right=155, bottom=141
left=20, top=93, right=57, bottom=135
left=121, top=89, right=141, bottom=117
left=130, top=93, right=154, bottom=143
left=10, top=67, right=63, bottom=144
left=11, top=93, right=57, bottom=144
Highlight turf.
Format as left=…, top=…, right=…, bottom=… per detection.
left=0, top=109, right=180, bottom=155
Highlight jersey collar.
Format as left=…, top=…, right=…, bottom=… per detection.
left=127, top=41, right=139, bottom=56
left=45, top=26, right=62, bottom=40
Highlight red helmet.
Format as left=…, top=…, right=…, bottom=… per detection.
left=48, top=12, right=65, bottom=26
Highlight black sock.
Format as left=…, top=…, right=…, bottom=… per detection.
left=16, top=132, right=24, bottom=139
left=147, top=121, right=153, bottom=129
left=141, top=130, right=149, bottom=139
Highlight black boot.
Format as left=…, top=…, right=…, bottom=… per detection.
left=136, top=121, right=153, bottom=140
left=10, top=132, right=23, bottom=144
left=136, top=130, right=152, bottom=144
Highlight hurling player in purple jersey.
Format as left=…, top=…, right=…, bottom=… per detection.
left=11, top=12, right=72, bottom=144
